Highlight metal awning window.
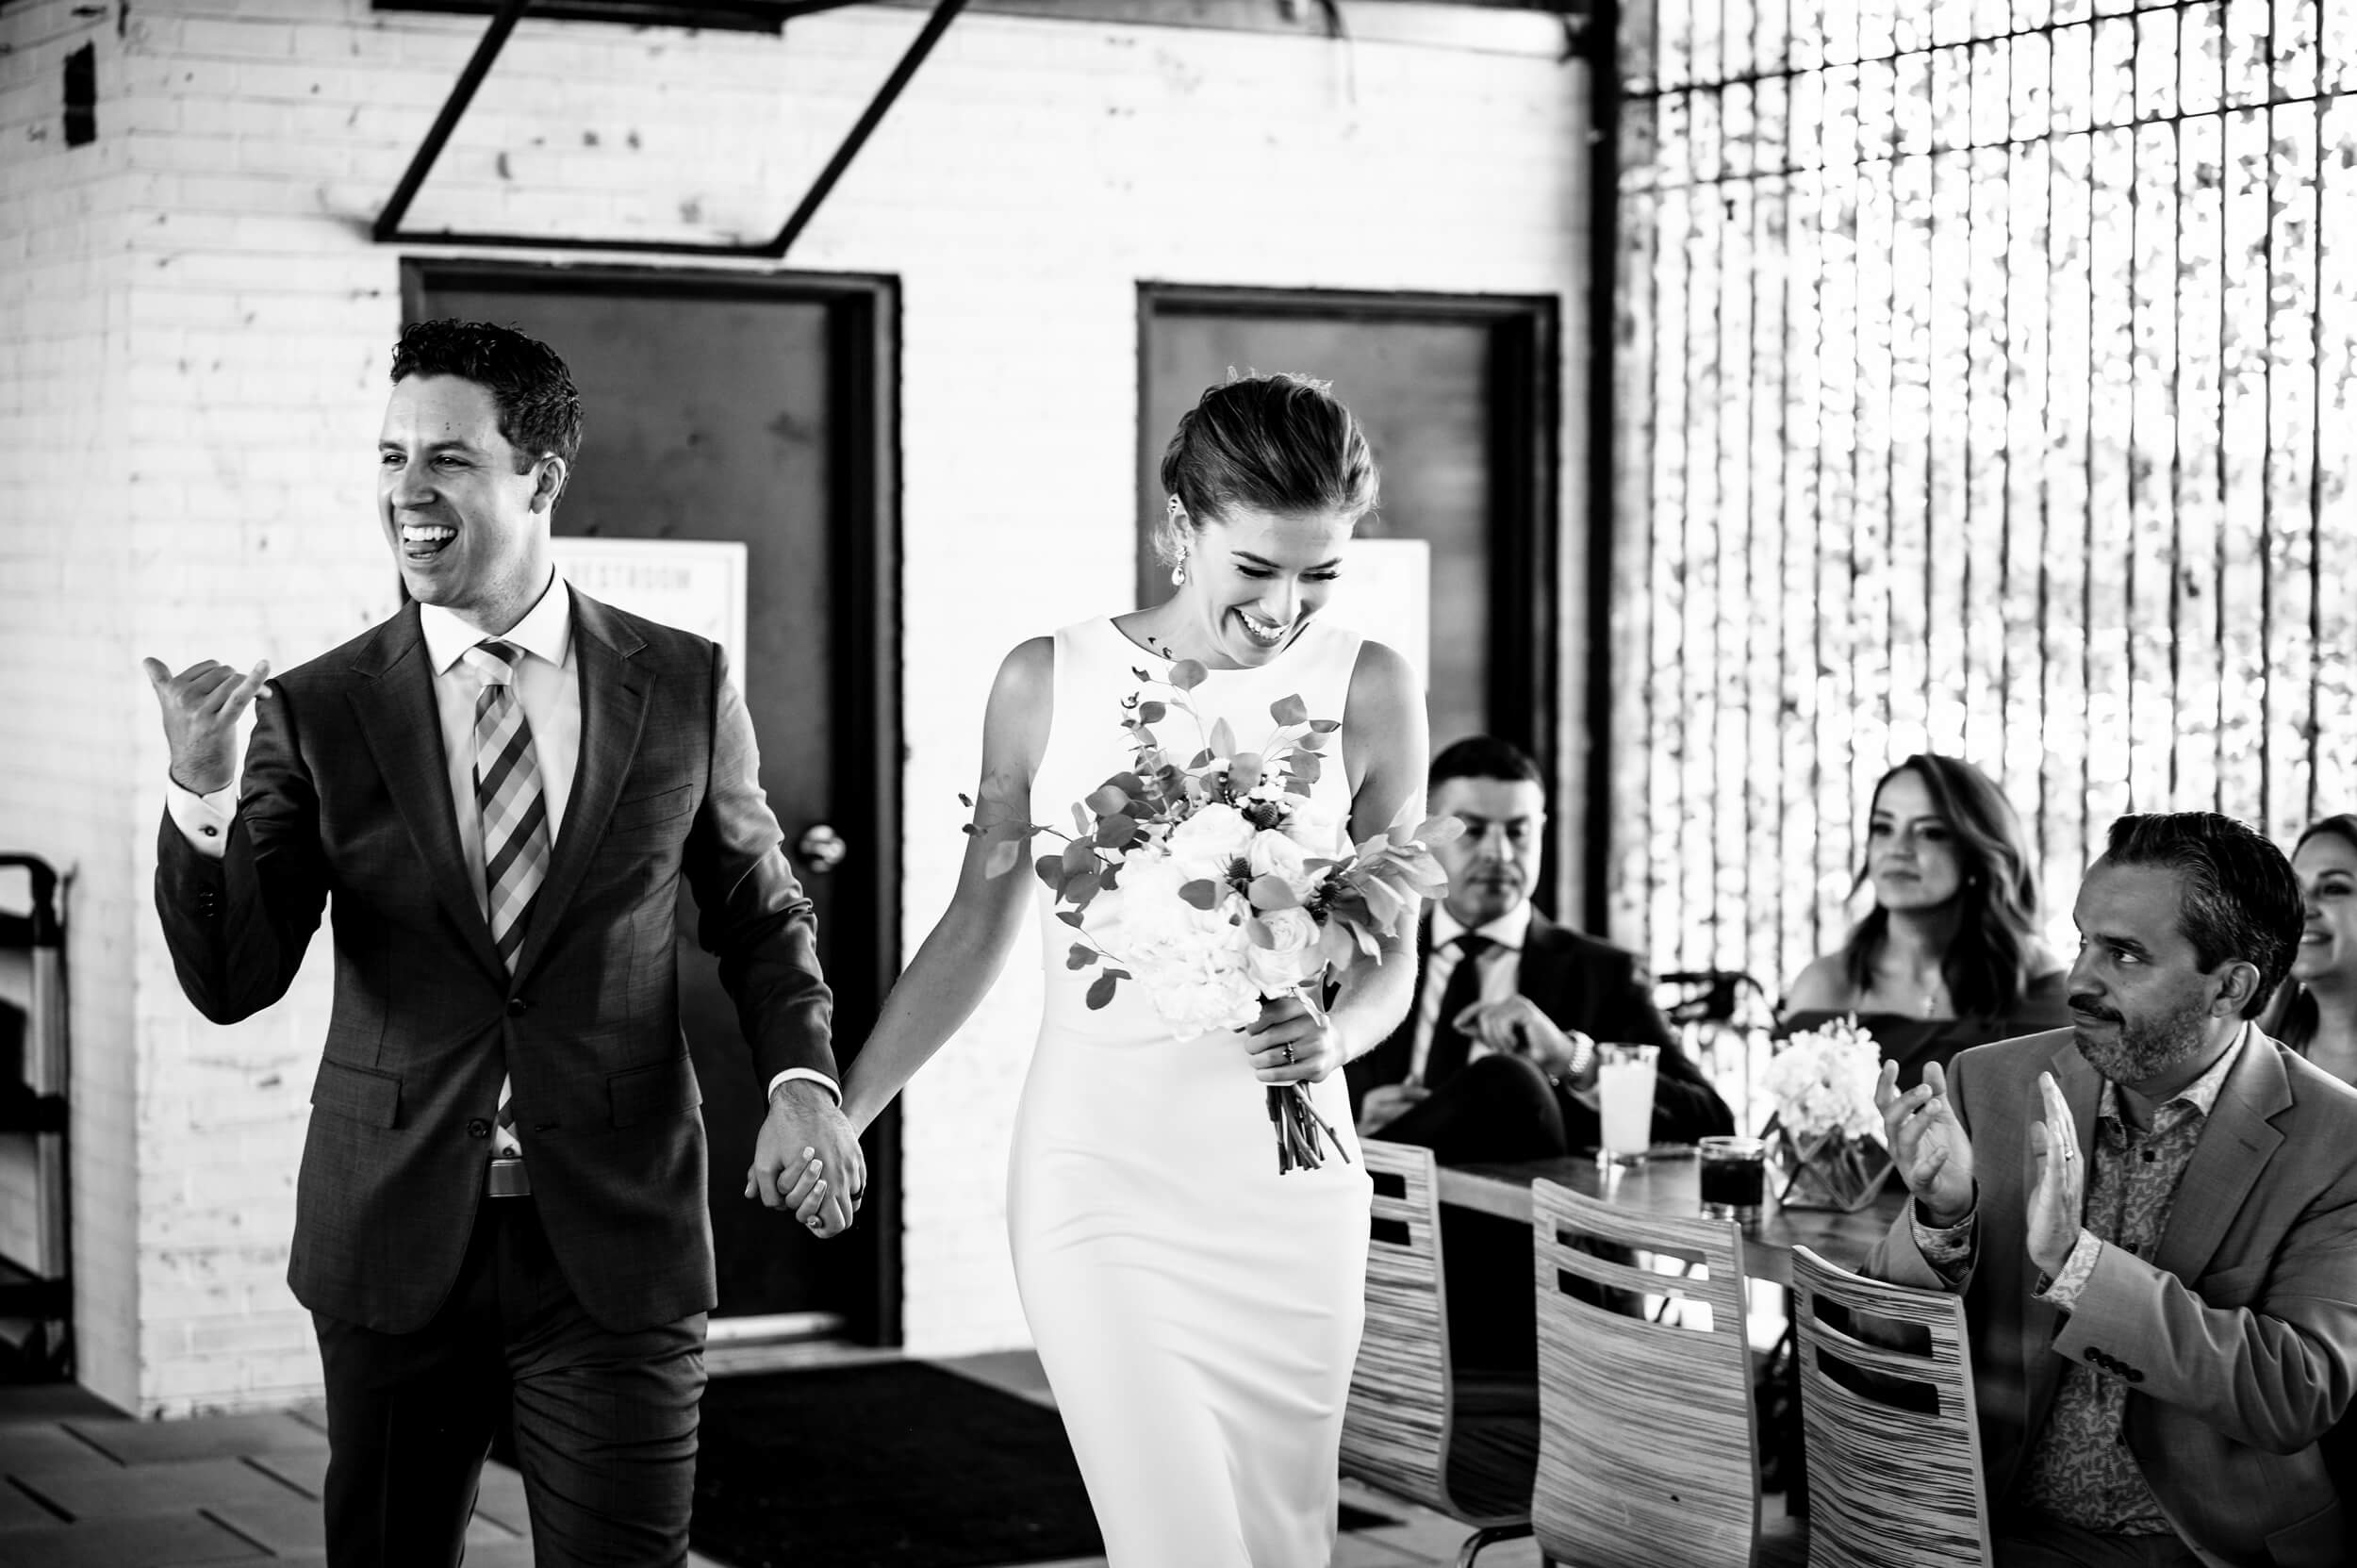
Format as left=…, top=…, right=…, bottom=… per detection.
left=372, top=0, right=966, bottom=256
left=374, top=0, right=793, bottom=30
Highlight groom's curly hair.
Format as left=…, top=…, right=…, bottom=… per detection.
left=391, top=319, right=584, bottom=473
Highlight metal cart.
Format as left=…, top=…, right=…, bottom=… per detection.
left=0, top=857, right=71, bottom=1378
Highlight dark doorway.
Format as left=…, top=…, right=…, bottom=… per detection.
left=1135, top=286, right=1568, bottom=910
left=405, top=261, right=902, bottom=1345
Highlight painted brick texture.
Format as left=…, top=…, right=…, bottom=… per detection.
left=0, top=0, right=1585, bottom=1412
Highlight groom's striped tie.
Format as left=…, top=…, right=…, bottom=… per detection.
left=467, top=639, right=550, bottom=1156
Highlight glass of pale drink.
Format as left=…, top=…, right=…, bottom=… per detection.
left=1594, top=1043, right=1659, bottom=1166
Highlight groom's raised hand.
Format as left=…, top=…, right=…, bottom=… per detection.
left=747, top=1079, right=865, bottom=1238
left=143, top=656, right=272, bottom=794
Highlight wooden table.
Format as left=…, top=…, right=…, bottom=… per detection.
left=1435, top=1151, right=1910, bottom=1287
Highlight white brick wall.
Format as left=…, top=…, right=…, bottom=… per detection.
left=1, top=0, right=144, bottom=1412
left=0, top=0, right=1586, bottom=1412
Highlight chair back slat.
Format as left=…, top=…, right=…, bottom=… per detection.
left=1529, top=1179, right=1761, bottom=1568
left=1342, top=1139, right=1454, bottom=1512
left=1788, top=1246, right=1992, bottom=1568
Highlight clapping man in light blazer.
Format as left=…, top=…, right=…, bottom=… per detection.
left=1871, top=812, right=2357, bottom=1568
left=144, top=321, right=859, bottom=1568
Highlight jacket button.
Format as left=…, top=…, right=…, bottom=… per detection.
left=506, top=998, right=529, bottom=1016
left=2085, top=1348, right=2102, bottom=1364
left=467, top=1118, right=490, bottom=1138
left=2125, top=1369, right=2144, bottom=1383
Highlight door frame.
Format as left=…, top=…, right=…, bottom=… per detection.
left=401, top=258, right=907, bottom=1345
left=1133, top=283, right=1578, bottom=918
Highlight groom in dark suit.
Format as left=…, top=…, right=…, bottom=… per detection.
left=144, top=321, right=862, bottom=1567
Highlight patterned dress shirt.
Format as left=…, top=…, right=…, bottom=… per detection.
left=1911, top=1029, right=2250, bottom=1538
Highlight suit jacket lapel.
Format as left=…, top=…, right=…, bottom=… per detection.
left=511, top=588, right=650, bottom=987
left=2154, top=1030, right=2288, bottom=1285
left=1517, top=911, right=1571, bottom=1021
left=347, top=604, right=507, bottom=982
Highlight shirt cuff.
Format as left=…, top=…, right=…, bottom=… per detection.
left=2034, top=1229, right=2103, bottom=1309
left=1910, top=1199, right=1978, bottom=1286
left=166, top=778, right=237, bottom=860
left=766, top=1068, right=841, bottom=1105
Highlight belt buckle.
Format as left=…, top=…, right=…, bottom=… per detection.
left=486, top=1156, right=531, bottom=1198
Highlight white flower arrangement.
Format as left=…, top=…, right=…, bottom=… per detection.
left=964, top=652, right=1458, bottom=1172
left=1760, top=1015, right=1886, bottom=1143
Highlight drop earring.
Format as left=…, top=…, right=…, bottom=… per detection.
left=1170, top=554, right=1188, bottom=587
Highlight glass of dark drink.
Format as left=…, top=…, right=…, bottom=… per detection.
left=1698, top=1134, right=1768, bottom=1224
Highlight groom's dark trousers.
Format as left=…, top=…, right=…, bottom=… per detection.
left=156, top=588, right=836, bottom=1567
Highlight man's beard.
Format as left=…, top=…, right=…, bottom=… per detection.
left=2071, top=992, right=2212, bottom=1085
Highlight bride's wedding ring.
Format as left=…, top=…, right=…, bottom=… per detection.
left=1281, top=1044, right=1295, bottom=1065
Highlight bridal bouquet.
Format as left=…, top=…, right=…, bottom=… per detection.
left=965, top=652, right=1459, bottom=1173
left=1759, top=1015, right=1893, bottom=1212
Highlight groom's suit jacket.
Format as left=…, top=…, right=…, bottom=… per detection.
left=155, top=589, right=834, bottom=1335
left=1343, top=909, right=1733, bottom=1149
left=1866, top=1027, right=2357, bottom=1568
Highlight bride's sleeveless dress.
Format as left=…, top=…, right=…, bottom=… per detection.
left=1009, top=616, right=1376, bottom=1567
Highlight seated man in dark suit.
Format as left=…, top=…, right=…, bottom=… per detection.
left=1345, top=734, right=1733, bottom=1164
left=1346, top=736, right=1733, bottom=1375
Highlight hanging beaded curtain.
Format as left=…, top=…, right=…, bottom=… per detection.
left=1607, top=0, right=2357, bottom=996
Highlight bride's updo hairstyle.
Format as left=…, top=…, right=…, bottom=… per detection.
left=1153, top=373, right=1379, bottom=567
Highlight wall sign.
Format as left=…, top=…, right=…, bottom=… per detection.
left=552, top=538, right=750, bottom=700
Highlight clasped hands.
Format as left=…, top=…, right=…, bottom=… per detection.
left=746, top=1080, right=866, bottom=1239
left=1875, top=1061, right=2085, bottom=1279
left=1360, top=998, right=1591, bottom=1134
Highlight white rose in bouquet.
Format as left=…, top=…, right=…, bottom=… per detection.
left=1089, top=857, right=1196, bottom=949
left=1093, top=857, right=1238, bottom=945
left=1246, top=827, right=1321, bottom=904
left=1244, top=905, right=1322, bottom=997
left=1143, top=949, right=1262, bottom=1039
left=1165, top=801, right=1256, bottom=881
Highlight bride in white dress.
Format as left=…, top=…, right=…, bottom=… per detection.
left=829, top=373, right=1428, bottom=1566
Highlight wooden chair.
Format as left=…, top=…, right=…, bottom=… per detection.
left=1787, top=1246, right=1993, bottom=1568
left=1528, top=1179, right=1802, bottom=1567
left=1342, top=1139, right=1536, bottom=1566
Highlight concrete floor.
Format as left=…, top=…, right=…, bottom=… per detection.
left=0, top=1350, right=1530, bottom=1568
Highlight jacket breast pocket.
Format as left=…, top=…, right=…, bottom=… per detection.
left=312, top=1059, right=402, bottom=1129
left=607, top=784, right=693, bottom=834
left=608, top=1057, right=701, bottom=1128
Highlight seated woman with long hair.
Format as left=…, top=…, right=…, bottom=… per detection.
left=1781, top=752, right=2069, bottom=1087
left=2266, top=814, right=2357, bottom=1082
